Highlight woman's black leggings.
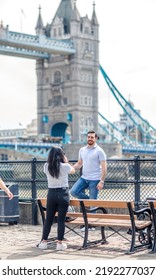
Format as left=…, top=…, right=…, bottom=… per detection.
left=42, top=188, right=69, bottom=241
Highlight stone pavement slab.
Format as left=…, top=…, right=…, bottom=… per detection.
left=0, top=223, right=156, bottom=260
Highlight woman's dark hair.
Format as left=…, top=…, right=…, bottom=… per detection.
left=47, top=146, right=65, bottom=178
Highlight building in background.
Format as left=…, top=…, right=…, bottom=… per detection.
left=0, top=119, right=37, bottom=142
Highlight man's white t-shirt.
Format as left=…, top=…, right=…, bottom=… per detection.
left=79, top=144, right=106, bottom=180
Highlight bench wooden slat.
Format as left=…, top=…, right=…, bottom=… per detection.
left=38, top=198, right=133, bottom=209
left=66, top=213, right=131, bottom=220
left=148, top=200, right=156, bottom=207
left=38, top=198, right=81, bottom=208
left=79, top=199, right=132, bottom=208
left=66, top=217, right=151, bottom=230
left=38, top=198, right=47, bottom=208
left=69, top=199, right=81, bottom=207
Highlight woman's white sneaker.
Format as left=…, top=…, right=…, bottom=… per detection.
left=56, top=243, right=67, bottom=251
left=38, top=242, right=48, bottom=250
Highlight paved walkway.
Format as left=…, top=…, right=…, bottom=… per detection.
left=0, top=223, right=156, bottom=260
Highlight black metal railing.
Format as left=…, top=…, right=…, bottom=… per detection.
left=1, top=156, right=156, bottom=224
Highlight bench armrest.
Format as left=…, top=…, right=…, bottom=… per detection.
left=133, top=207, right=151, bottom=219
left=87, top=207, right=107, bottom=214
left=127, top=202, right=152, bottom=222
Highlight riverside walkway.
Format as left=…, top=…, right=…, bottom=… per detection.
left=0, top=223, right=156, bottom=260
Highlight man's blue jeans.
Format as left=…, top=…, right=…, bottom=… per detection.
left=70, top=177, right=99, bottom=199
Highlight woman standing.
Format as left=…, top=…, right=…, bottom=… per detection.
left=38, top=146, right=75, bottom=251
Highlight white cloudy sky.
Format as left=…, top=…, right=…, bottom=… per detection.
left=0, top=0, right=156, bottom=129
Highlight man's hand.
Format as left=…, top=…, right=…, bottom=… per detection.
left=97, top=181, right=104, bottom=190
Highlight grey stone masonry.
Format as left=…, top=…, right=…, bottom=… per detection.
left=36, top=0, right=99, bottom=143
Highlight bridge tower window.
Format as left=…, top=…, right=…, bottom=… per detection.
left=58, top=27, right=62, bottom=36
left=54, top=71, right=62, bottom=84
left=53, top=28, right=57, bottom=37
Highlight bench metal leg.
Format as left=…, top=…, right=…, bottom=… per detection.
left=129, top=227, right=136, bottom=252
left=151, top=243, right=156, bottom=253
left=101, top=226, right=107, bottom=244
left=129, top=226, right=152, bottom=253
left=151, top=227, right=156, bottom=253
left=82, top=226, right=89, bottom=248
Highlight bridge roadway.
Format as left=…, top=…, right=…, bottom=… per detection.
left=0, top=141, right=61, bottom=160
left=0, top=142, right=156, bottom=159
left=0, top=27, right=76, bottom=59
left=122, top=145, right=156, bottom=157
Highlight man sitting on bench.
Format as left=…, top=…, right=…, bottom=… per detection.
left=70, top=130, right=107, bottom=231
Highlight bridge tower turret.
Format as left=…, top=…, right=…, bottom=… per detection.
left=36, top=0, right=99, bottom=143
left=35, top=6, right=44, bottom=35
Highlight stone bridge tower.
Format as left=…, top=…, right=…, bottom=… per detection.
left=36, top=0, right=99, bottom=143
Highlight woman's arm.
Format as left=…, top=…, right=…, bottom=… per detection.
left=64, top=155, right=75, bottom=174
left=0, top=179, right=14, bottom=200
left=69, top=167, right=75, bottom=174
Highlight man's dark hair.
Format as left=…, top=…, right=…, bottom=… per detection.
left=87, top=130, right=98, bottom=138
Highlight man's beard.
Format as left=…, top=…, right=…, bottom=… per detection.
left=87, top=140, right=94, bottom=145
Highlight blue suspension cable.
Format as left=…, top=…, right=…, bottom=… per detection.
left=99, top=65, right=156, bottom=140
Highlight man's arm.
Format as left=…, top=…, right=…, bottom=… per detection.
left=73, top=159, right=83, bottom=170
left=97, top=160, right=107, bottom=190
left=100, top=160, right=107, bottom=182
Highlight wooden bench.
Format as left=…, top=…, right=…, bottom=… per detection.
left=147, top=200, right=156, bottom=253
left=37, top=198, right=152, bottom=253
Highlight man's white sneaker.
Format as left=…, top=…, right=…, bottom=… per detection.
left=80, top=226, right=85, bottom=232
left=90, top=227, right=95, bottom=231
left=38, top=242, right=48, bottom=250
left=80, top=226, right=95, bottom=232
left=56, top=243, right=67, bottom=251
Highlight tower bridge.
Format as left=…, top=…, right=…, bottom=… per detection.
left=0, top=0, right=99, bottom=144
left=0, top=0, right=156, bottom=159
